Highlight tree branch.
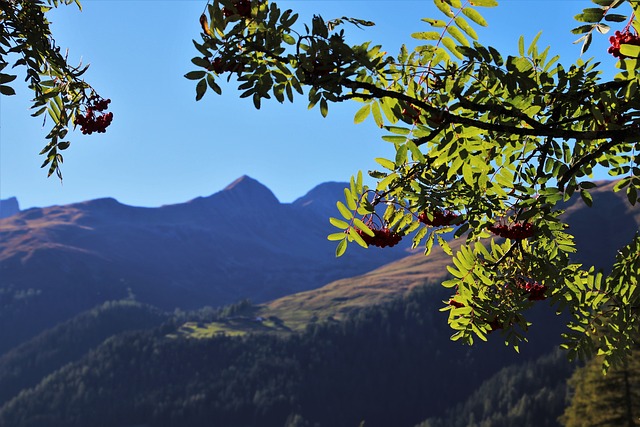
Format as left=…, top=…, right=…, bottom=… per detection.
left=343, top=79, right=640, bottom=142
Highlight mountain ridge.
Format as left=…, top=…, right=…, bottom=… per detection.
left=0, top=176, right=411, bottom=352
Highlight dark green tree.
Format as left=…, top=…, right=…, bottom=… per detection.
left=560, top=350, right=640, bottom=427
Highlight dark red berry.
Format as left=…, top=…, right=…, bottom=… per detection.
left=355, top=226, right=402, bottom=248
left=488, top=318, right=503, bottom=332
left=488, top=222, right=535, bottom=239
left=209, top=57, right=226, bottom=74
left=419, top=210, right=459, bottom=227
left=448, top=299, right=465, bottom=308
left=74, top=97, right=113, bottom=135
left=223, top=0, right=251, bottom=18
left=514, top=277, right=547, bottom=301
left=608, top=29, right=640, bottom=59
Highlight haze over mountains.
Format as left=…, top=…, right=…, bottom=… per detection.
left=0, top=176, right=410, bottom=351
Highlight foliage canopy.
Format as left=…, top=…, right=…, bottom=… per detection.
left=187, top=0, right=640, bottom=368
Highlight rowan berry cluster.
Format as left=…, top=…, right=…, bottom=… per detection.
left=488, top=222, right=535, bottom=239
left=356, top=226, right=403, bottom=248
left=448, top=298, right=465, bottom=308
left=74, top=98, right=113, bottom=135
left=209, top=57, right=225, bottom=74
left=223, top=0, right=251, bottom=18
left=418, top=210, right=459, bottom=227
left=515, top=277, right=548, bottom=301
left=608, top=29, right=640, bottom=59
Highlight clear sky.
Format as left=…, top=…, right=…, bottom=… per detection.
left=0, top=0, right=621, bottom=209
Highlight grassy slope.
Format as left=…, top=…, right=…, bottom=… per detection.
left=181, top=241, right=459, bottom=337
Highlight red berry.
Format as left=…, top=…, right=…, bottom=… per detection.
left=448, top=299, right=464, bottom=308
left=355, top=226, right=402, bottom=248
left=223, top=0, right=251, bottom=18
left=488, top=222, right=535, bottom=239
left=608, top=29, right=640, bottom=59
left=418, top=210, right=459, bottom=227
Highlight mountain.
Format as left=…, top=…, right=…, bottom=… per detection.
left=0, top=197, right=19, bottom=219
left=0, top=176, right=411, bottom=352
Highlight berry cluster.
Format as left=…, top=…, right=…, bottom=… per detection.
left=356, top=227, right=403, bottom=248
left=73, top=98, right=113, bottom=135
left=488, top=222, right=535, bottom=239
left=209, top=57, right=226, bottom=74
left=488, top=318, right=503, bottom=332
left=608, top=30, right=640, bottom=59
left=223, top=0, right=251, bottom=18
left=515, top=277, right=547, bottom=301
left=448, top=298, right=465, bottom=308
left=418, top=210, right=459, bottom=227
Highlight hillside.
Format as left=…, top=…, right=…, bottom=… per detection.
left=0, top=284, right=565, bottom=427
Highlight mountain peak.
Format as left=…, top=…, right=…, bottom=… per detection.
left=0, top=197, right=20, bottom=219
left=292, top=181, right=348, bottom=218
left=194, top=176, right=280, bottom=208
left=223, top=175, right=264, bottom=192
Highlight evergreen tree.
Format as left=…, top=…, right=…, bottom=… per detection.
left=560, top=351, right=640, bottom=427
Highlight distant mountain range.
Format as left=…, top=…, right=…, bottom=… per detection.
left=0, top=176, right=411, bottom=352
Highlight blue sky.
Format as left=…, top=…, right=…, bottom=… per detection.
left=0, top=1, right=621, bottom=209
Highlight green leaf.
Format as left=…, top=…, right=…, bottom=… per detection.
left=353, top=218, right=375, bottom=236
left=348, top=227, right=368, bottom=248
left=620, top=44, right=640, bottom=58
left=328, top=232, right=346, bottom=241
left=604, top=13, right=628, bottom=23
left=382, top=135, right=409, bottom=143
left=375, top=158, right=396, bottom=170
left=469, top=0, right=498, bottom=6
left=437, top=235, right=453, bottom=255
left=337, top=201, right=354, bottom=220
left=447, top=26, right=470, bottom=46
left=411, top=31, right=441, bottom=41
left=185, top=71, right=206, bottom=80
left=462, top=8, right=488, bottom=26
left=336, top=239, right=347, bottom=257
left=422, top=18, right=447, bottom=27
left=329, top=217, right=350, bottom=229
left=433, top=0, right=454, bottom=17
left=0, top=85, right=16, bottom=96
left=320, top=98, right=328, bottom=117
left=371, top=102, right=384, bottom=127
left=206, top=74, right=222, bottom=95
left=627, top=185, right=638, bottom=205
left=385, top=126, right=411, bottom=135
left=575, top=8, right=605, bottom=23
left=442, top=37, right=463, bottom=59
left=195, top=79, right=207, bottom=101
left=354, top=104, right=371, bottom=124
left=454, top=16, right=478, bottom=40
left=580, top=189, right=593, bottom=207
